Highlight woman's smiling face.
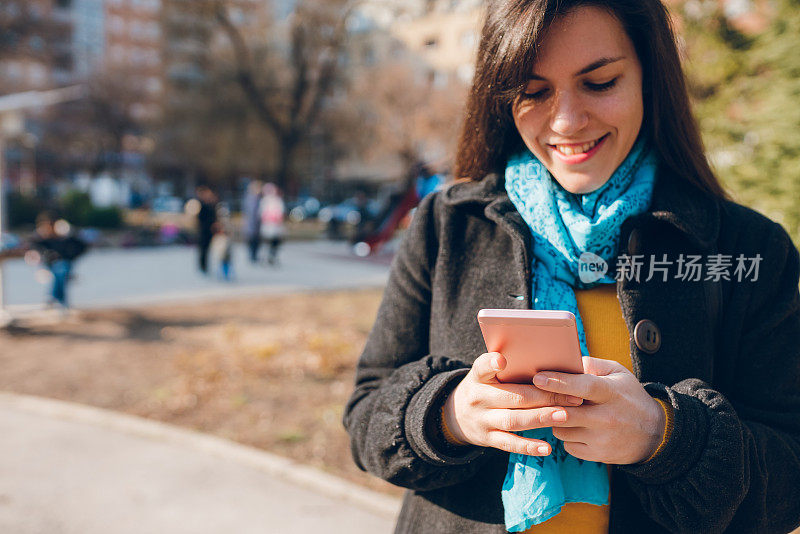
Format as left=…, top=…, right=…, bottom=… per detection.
left=512, top=6, right=644, bottom=194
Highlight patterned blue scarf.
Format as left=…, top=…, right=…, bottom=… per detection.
left=501, top=137, right=658, bottom=531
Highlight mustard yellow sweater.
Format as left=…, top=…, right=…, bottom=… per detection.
left=440, top=285, right=673, bottom=532
left=521, top=284, right=630, bottom=533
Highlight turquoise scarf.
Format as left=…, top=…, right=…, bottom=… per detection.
left=501, top=137, right=658, bottom=531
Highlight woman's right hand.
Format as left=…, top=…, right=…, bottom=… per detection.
left=443, top=352, right=583, bottom=456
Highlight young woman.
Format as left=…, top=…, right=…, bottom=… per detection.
left=344, top=1, right=800, bottom=532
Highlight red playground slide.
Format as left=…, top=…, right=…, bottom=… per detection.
left=352, top=186, right=419, bottom=256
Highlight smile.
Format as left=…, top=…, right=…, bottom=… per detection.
left=548, top=134, right=609, bottom=164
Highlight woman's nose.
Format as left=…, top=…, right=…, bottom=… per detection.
left=550, top=92, right=589, bottom=136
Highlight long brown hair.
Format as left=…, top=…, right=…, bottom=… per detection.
left=455, top=0, right=727, bottom=199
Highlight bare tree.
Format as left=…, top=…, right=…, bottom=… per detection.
left=352, top=60, right=468, bottom=181
left=153, top=39, right=284, bottom=192
left=40, top=67, right=147, bottom=175
left=211, top=0, right=353, bottom=193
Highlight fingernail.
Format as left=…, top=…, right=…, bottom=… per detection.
left=552, top=410, right=567, bottom=422
left=537, top=445, right=550, bottom=455
left=491, top=357, right=501, bottom=371
left=533, top=374, right=547, bottom=387
left=566, top=395, right=583, bottom=405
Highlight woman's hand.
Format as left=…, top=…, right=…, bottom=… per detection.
left=532, top=356, right=666, bottom=465
left=443, top=352, right=584, bottom=456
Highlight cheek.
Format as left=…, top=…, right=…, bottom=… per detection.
left=611, top=85, right=644, bottom=137
left=513, top=106, right=548, bottom=153
left=591, top=97, right=642, bottom=144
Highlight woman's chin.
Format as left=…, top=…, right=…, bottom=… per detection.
left=551, top=172, right=611, bottom=195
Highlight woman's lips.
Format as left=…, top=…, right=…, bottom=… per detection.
left=549, top=134, right=609, bottom=164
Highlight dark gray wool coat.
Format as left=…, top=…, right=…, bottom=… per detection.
left=343, top=171, right=800, bottom=534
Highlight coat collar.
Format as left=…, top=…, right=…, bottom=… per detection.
left=441, top=169, right=721, bottom=251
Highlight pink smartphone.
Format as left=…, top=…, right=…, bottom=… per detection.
left=477, top=309, right=584, bottom=383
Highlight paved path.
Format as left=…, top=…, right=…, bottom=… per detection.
left=0, top=241, right=400, bottom=531
left=0, top=393, right=400, bottom=534
left=1, top=240, right=393, bottom=311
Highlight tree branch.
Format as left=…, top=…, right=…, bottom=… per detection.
left=213, top=0, right=286, bottom=136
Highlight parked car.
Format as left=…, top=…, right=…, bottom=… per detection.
left=318, top=197, right=382, bottom=239
left=0, top=232, right=23, bottom=259
left=318, top=199, right=363, bottom=226
left=151, top=196, right=184, bottom=213
left=287, top=196, right=322, bottom=222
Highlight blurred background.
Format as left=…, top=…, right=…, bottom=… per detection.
left=0, top=0, right=798, bottom=531
left=0, top=0, right=798, bottom=258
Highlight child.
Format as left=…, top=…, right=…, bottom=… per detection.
left=209, top=222, right=234, bottom=281
left=31, top=212, right=87, bottom=309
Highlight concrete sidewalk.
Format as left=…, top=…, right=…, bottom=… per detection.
left=0, top=393, right=400, bottom=534
left=2, top=240, right=393, bottom=311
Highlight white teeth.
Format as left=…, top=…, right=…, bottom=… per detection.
left=555, top=137, right=601, bottom=156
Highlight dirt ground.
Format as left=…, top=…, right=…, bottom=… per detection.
left=0, top=288, right=402, bottom=497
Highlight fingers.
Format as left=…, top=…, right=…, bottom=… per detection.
left=485, top=430, right=553, bottom=457
left=487, top=383, right=583, bottom=409
left=581, top=356, right=624, bottom=377
left=551, top=425, right=588, bottom=442
left=471, top=352, right=506, bottom=384
left=490, top=407, right=569, bottom=432
left=533, top=370, right=613, bottom=404
left=562, top=441, right=593, bottom=462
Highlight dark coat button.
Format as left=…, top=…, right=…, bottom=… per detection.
left=634, top=319, right=661, bottom=354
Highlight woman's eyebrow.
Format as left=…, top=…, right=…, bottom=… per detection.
left=528, top=56, right=626, bottom=80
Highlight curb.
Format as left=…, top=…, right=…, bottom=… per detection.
left=0, top=392, right=401, bottom=519
left=3, top=281, right=390, bottom=316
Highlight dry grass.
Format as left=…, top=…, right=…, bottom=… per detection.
left=0, top=289, right=401, bottom=497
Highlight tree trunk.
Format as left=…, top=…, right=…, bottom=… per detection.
left=276, top=135, right=300, bottom=195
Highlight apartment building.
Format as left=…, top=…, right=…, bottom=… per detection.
left=0, top=0, right=73, bottom=92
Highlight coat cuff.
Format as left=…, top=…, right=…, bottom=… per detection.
left=618, top=382, right=709, bottom=484
left=404, top=368, right=484, bottom=466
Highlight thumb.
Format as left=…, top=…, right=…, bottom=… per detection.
left=472, top=352, right=505, bottom=383
left=582, top=356, right=623, bottom=377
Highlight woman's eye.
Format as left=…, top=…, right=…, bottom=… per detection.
left=521, top=88, right=549, bottom=102
left=585, top=78, right=618, bottom=92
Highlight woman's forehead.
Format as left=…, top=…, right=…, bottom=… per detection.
left=530, top=6, right=636, bottom=75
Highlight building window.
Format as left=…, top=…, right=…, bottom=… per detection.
left=146, top=49, right=160, bottom=66
left=230, top=7, right=245, bottom=25
left=363, top=46, right=375, bottom=66
left=110, top=15, right=125, bottom=33
left=146, top=77, right=162, bottom=93
left=29, top=63, right=48, bottom=85
left=457, top=64, right=474, bottom=84
left=4, top=61, right=22, bottom=80
left=432, top=71, right=448, bottom=88
left=460, top=30, right=476, bottom=50
left=111, top=45, right=126, bottom=63
left=147, top=21, right=161, bottom=40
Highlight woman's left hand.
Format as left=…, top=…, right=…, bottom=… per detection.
left=532, top=356, right=666, bottom=465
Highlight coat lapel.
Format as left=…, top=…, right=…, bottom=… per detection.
left=615, top=171, right=722, bottom=383
left=443, top=170, right=723, bottom=384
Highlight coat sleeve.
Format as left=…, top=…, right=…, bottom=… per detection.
left=343, top=193, right=489, bottom=491
left=620, top=220, right=800, bottom=533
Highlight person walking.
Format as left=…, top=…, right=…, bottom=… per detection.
left=242, top=180, right=263, bottom=263
left=195, top=186, right=218, bottom=274
left=344, top=1, right=800, bottom=533
left=259, top=183, right=285, bottom=266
